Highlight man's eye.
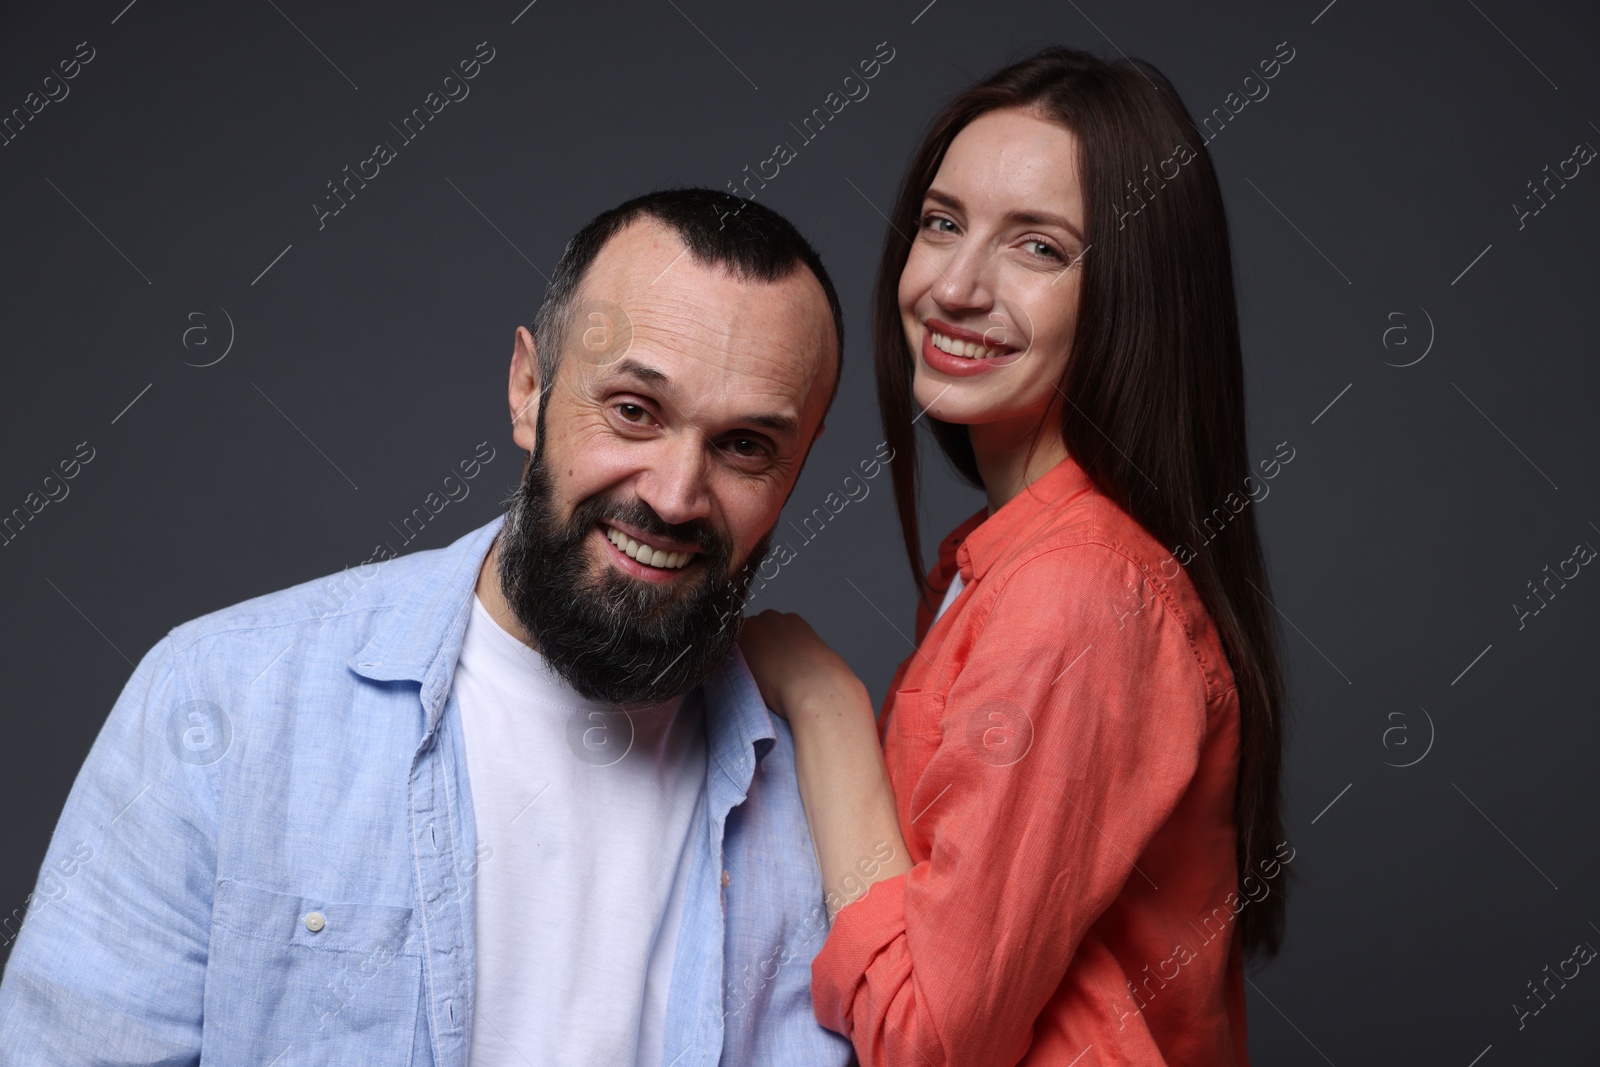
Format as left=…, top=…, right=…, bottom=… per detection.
left=616, top=403, right=648, bottom=422
left=727, top=438, right=766, bottom=459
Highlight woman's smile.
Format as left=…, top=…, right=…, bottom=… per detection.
left=918, top=318, right=1026, bottom=377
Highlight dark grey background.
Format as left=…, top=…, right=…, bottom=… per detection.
left=2, top=0, right=1597, bottom=1061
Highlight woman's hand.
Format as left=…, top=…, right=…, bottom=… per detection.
left=740, top=609, right=911, bottom=922
left=739, top=609, right=865, bottom=721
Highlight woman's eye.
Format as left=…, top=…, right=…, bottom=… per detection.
left=921, top=213, right=957, bottom=234
left=1023, top=238, right=1062, bottom=260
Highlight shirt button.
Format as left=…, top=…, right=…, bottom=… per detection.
left=303, top=911, right=327, bottom=933
left=720, top=870, right=730, bottom=888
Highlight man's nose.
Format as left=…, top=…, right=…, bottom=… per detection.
left=636, top=432, right=713, bottom=526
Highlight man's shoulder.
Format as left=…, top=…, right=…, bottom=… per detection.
left=166, top=544, right=427, bottom=650
left=696, top=644, right=783, bottom=758
left=162, top=518, right=500, bottom=669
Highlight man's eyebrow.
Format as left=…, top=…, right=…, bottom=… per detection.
left=744, top=412, right=800, bottom=438
left=612, top=357, right=670, bottom=387
left=609, top=358, right=801, bottom=440
left=925, top=188, right=1084, bottom=243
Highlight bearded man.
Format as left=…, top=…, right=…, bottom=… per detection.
left=0, top=188, right=854, bottom=1067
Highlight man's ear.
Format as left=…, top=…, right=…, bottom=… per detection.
left=814, top=419, right=826, bottom=440
left=510, top=325, right=541, bottom=453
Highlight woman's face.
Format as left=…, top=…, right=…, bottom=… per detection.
left=898, top=107, right=1087, bottom=430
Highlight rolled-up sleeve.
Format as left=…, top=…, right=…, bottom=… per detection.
left=0, top=634, right=217, bottom=1065
left=811, top=545, right=1210, bottom=1067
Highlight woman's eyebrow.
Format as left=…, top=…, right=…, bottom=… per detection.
left=1008, top=209, right=1083, bottom=243
left=925, top=188, right=1084, bottom=243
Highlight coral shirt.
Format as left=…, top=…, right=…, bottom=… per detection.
left=811, top=454, right=1252, bottom=1066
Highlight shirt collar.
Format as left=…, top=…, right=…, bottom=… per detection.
left=698, top=644, right=778, bottom=797
left=951, top=451, right=1093, bottom=584
left=347, top=512, right=776, bottom=784
left=349, top=514, right=507, bottom=734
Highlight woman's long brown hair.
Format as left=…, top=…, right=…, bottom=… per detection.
left=875, top=46, right=1290, bottom=960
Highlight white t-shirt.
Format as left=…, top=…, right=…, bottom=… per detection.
left=453, top=593, right=708, bottom=1067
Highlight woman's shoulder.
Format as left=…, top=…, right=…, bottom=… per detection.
left=982, top=491, right=1236, bottom=703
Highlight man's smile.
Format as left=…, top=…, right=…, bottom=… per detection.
left=598, top=521, right=701, bottom=581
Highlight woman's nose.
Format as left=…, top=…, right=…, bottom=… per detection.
left=931, top=240, right=995, bottom=312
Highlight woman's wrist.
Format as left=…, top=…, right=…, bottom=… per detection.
left=786, top=679, right=913, bottom=922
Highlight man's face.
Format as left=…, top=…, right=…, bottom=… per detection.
left=497, top=219, right=836, bottom=706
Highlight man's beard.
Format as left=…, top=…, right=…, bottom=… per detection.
left=496, top=450, right=770, bottom=707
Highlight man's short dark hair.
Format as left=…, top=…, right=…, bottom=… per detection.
left=530, top=188, right=845, bottom=440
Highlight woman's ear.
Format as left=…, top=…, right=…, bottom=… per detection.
left=509, top=325, right=542, bottom=453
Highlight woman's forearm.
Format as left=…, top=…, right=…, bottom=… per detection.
left=787, top=678, right=913, bottom=921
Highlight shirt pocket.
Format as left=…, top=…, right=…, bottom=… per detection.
left=202, top=879, right=421, bottom=1067
left=887, top=687, right=948, bottom=855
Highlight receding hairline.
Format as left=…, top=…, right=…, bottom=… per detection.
left=529, top=191, right=847, bottom=436
left=563, top=217, right=841, bottom=388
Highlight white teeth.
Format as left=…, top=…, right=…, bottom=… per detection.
left=603, top=526, right=691, bottom=570
left=931, top=329, right=1002, bottom=360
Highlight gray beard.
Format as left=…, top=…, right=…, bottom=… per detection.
left=495, top=449, right=769, bottom=706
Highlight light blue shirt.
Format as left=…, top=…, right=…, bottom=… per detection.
left=0, top=514, right=852, bottom=1067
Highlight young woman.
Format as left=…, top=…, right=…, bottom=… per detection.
left=739, top=47, right=1290, bottom=1064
